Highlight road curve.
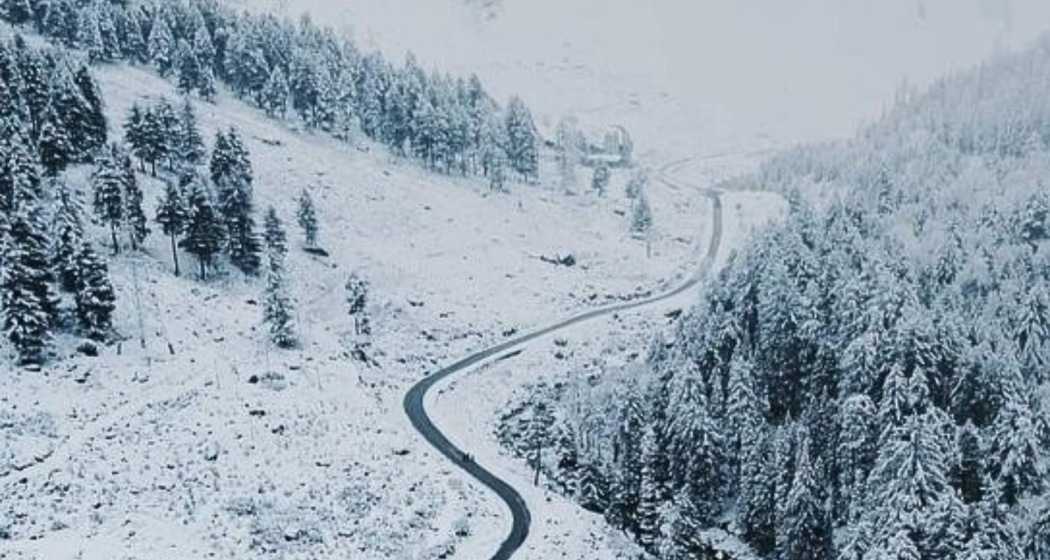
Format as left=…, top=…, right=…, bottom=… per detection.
left=402, top=159, right=723, bottom=560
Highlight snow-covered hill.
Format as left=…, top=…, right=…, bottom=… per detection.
left=0, top=25, right=757, bottom=559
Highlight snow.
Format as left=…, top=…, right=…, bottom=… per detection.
left=0, top=48, right=747, bottom=560
left=5, top=1, right=1048, bottom=558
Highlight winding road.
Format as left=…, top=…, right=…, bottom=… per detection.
left=402, top=157, right=725, bottom=559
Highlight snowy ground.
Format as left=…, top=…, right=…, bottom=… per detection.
left=0, top=56, right=754, bottom=559
left=5, top=2, right=1046, bottom=559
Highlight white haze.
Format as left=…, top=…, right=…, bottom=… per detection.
left=243, top=0, right=1050, bottom=157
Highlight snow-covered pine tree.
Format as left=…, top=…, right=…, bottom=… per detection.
left=147, top=12, right=176, bottom=76
left=0, top=124, right=42, bottom=213
left=263, top=236, right=296, bottom=349
left=1, top=200, right=57, bottom=366
left=987, top=359, right=1045, bottom=505
left=123, top=102, right=148, bottom=171
left=76, top=4, right=105, bottom=63
left=625, top=167, right=648, bottom=199
left=37, top=100, right=74, bottom=176
left=296, top=188, right=319, bottom=248
left=778, top=432, right=833, bottom=560
left=71, top=64, right=107, bottom=159
left=91, top=143, right=125, bottom=253
left=176, top=98, right=205, bottom=167
left=51, top=181, right=84, bottom=292
left=575, top=458, right=608, bottom=513
left=263, top=206, right=288, bottom=261
left=179, top=179, right=225, bottom=279
left=631, top=189, right=653, bottom=236
left=527, top=398, right=555, bottom=486
left=592, top=164, right=610, bottom=197
left=504, top=95, right=538, bottom=181
left=153, top=98, right=180, bottom=171
left=554, top=116, right=580, bottom=191
left=119, top=148, right=149, bottom=251
left=155, top=178, right=187, bottom=276
left=261, top=66, right=290, bottom=119
left=345, top=272, right=370, bottom=336
left=73, top=240, right=115, bottom=341
left=176, top=39, right=202, bottom=97
left=836, top=393, right=876, bottom=525
left=211, top=128, right=260, bottom=275
left=636, top=422, right=664, bottom=551
left=2, top=0, right=33, bottom=25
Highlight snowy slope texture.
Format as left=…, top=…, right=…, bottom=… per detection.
left=499, top=28, right=1050, bottom=560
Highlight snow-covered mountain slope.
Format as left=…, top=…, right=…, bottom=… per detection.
left=0, top=31, right=764, bottom=558
left=240, top=0, right=1050, bottom=158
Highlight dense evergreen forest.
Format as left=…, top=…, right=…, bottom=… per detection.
left=1, top=0, right=540, bottom=183
left=500, top=34, right=1050, bottom=560
left=0, top=0, right=537, bottom=366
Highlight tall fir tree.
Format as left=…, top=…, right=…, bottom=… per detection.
left=2, top=201, right=56, bottom=365
left=504, top=95, right=538, bottom=181
left=179, top=179, right=225, bottom=279
left=155, top=179, right=187, bottom=276
left=778, top=433, right=833, bottom=560
left=296, top=188, right=319, bottom=248
left=91, top=144, right=125, bottom=253
left=50, top=181, right=85, bottom=292
left=120, top=149, right=150, bottom=251
left=73, top=241, right=116, bottom=341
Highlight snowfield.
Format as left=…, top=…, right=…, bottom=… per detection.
left=0, top=54, right=755, bottom=559
left=4, top=1, right=1050, bottom=559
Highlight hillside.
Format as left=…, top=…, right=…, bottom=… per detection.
left=0, top=16, right=763, bottom=559
left=496, top=24, right=1050, bottom=560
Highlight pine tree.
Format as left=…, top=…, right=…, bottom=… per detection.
left=124, top=102, right=148, bottom=171
left=212, top=129, right=259, bottom=275
left=636, top=423, right=663, bottom=551
left=504, top=95, right=538, bottom=181
left=77, top=5, right=104, bottom=63
left=176, top=39, right=201, bottom=97
left=296, top=188, right=319, bottom=248
left=263, top=249, right=296, bottom=349
left=345, top=272, right=370, bottom=336
left=575, top=459, right=608, bottom=513
left=739, top=430, right=777, bottom=555
left=71, top=65, right=107, bottom=158
left=2, top=202, right=56, bottom=366
left=179, top=180, right=225, bottom=279
left=554, top=116, right=580, bottom=191
left=120, top=149, right=149, bottom=251
left=176, top=98, right=205, bottom=167
left=2, top=0, right=33, bottom=25
left=73, top=241, right=115, bottom=341
left=592, top=164, right=610, bottom=197
left=91, top=144, right=125, bottom=253
left=263, top=206, right=287, bottom=261
left=261, top=66, right=290, bottom=118
left=262, top=210, right=295, bottom=348
left=837, top=393, right=876, bottom=525
left=626, top=167, right=648, bottom=199
left=51, top=182, right=84, bottom=292
left=631, top=189, right=653, bottom=236
left=779, top=433, right=833, bottom=560
left=147, top=13, right=175, bottom=76
left=37, top=101, right=74, bottom=176
left=0, top=125, right=42, bottom=213
left=987, top=361, right=1045, bottom=505
left=155, top=179, right=187, bottom=276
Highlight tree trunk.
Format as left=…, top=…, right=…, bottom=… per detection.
left=170, top=234, right=180, bottom=277
left=534, top=442, right=542, bottom=486
left=110, top=224, right=120, bottom=255
left=199, top=258, right=207, bottom=280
